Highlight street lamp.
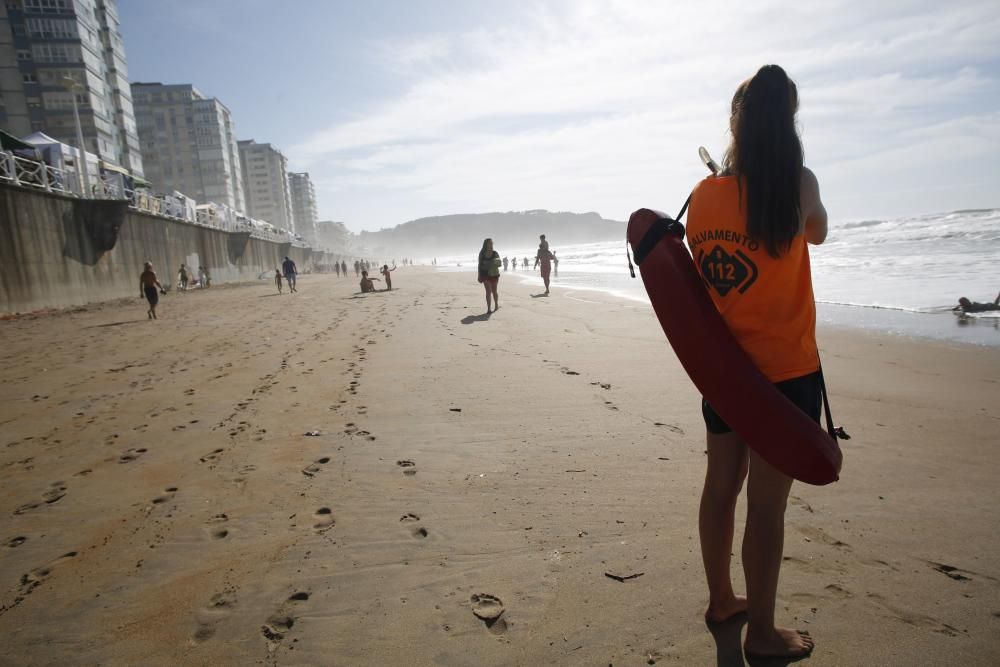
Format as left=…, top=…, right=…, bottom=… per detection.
left=59, top=76, right=90, bottom=196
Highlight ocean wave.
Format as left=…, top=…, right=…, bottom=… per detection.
left=815, top=300, right=952, bottom=314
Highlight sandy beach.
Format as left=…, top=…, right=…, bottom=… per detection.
left=1, top=268, right=998, bottom=666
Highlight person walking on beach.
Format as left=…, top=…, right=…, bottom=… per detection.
left=341, top=261, right=347, bottom=277
left=274, top=267, right=283, bottom=293
left=685, top=65, right=828, bottom=660
left=178, top=264, right=189, bottom=291
left=282, top=256, right=298, bottom=293
left=139, top=262, right=164, bottom=319
left=478, top=238, right=502, bottom=314
left=335, top=262, right=341, bottom=277
left=503, top=256, right=509, bottom=272
left=535, top=234, right=553, bottom=295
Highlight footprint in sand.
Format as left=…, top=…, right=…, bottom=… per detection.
left=301, top=457, right=331, bottom=477
left=7, top=536, right=27, bottom=548
left=400, top=513, right=420, bottom=522
left=412, top=526, right=429, bottom=539
left=20, top=551, right=78, bottom=595
left=313, top=507, right=335, bottom=532
left=193, top=589, right=238, bottom=642
left=151, top=487, right=179, bottom=505
left=397, top=460, right=417, bottom=476
left=206, top=513, right=230, bottom=540
left=470, top=593, right=507, bottom=634
left=653, top=422, right=684, bottom=434
left=260, top=591, right=310, bottom=650
left=14, top=481, right=68, bottom=514
left=118, top=448, right=148, bottom=463
left=199, top=448, right=225, bottom=464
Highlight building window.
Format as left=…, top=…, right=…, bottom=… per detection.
left=23, top=73, right=38, bottom=84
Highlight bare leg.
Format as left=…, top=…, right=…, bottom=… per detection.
left=484, top=284, right=492, bottom=313
left=743, top=450, right=814, bottom=658
left=491, top=283, right=499, bottom=309
left=700, top=430, right=750, bottom=623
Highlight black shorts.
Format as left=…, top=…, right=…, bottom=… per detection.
left=702, top=370, right=822, bottom=435
left=144, top=286, right=159, bottom=307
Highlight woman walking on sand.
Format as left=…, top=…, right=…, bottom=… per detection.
left=477, top=238, right=502, bottom=313
left=686, top=65, right=828, bottom=660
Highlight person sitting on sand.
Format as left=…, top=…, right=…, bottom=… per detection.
left=139, top=262, right=164, bottom=319
left=275, top=268, right=283, bottom=294
left=360, top=270, right=380, bottom=293
left=685, top=65, right=828, bottom=660
left=953, top=294, right=1000, bottom=314
left=380, top=264, right=396, bottom=290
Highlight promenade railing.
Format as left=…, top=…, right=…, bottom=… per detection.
left=1, top=149, right=302, bottom=244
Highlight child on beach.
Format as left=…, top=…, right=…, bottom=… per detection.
left=380, top=264, right=395, bottom=290
left=360, top=270, right=379, bottom=293
left=139, top=262, right=164, bottom=319
left=274, top=268, right=283, bottom=294
left=685, top=65, right=829, bottom=660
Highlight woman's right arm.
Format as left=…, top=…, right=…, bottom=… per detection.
left=801, top=167, right=828, bottom=245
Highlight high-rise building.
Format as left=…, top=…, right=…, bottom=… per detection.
left=0, top=0, right=143, bottom=175
left=239, top=139, right=294, bottom=233
left=288, top=172, right=317, bottom=245
left=131, top=82, right=244, bottom=210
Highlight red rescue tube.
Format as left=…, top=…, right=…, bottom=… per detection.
left=628, top=208, right=842, bottom=485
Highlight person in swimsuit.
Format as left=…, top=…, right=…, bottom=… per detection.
left=139, top=262, right=164, bottom=319
left=380, top=264, right=396, bottom=290
left=274, top=268, right=283, bottom=293
left=359, top=270, right=379, bottom=293
left=953, top=294, right=1000, bottom=313
left=685, top=65, right=828, bottom=661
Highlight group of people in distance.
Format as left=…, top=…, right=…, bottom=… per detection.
left=476, top=233, right=556, bottom=313
left=176, top=264, right=211, bottom=291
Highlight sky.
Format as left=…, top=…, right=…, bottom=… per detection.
left=119, top=0, right=1000, bottom=232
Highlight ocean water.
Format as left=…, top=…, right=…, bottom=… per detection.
left=436, top=208, right=1000, bottom=347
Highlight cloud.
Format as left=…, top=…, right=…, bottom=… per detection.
left=286, top=0, right=1000, bottom=228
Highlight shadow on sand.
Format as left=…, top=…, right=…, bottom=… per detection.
left=530, top=293, right=549, bottom=298
left=86, top=320, right=147, bottom=328
left=708, top=613, right=748, bottom=667
left=461, top=312, right=492, bottom=324
left=707, top=612, right=809, bottom=667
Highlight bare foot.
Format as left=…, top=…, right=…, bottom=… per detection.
left=705, top=595, right=748, bottom=624
left=745, top=626, right=814, bottom=660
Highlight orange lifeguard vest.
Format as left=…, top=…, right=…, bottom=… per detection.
left=686, top=176, right=819, bottom=382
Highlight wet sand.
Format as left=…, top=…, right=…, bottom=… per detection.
left=1, top=269, right=998, bottom=666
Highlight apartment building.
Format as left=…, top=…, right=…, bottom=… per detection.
left=288, top=171, right=317, bottom=245
left=0, top=0, right=143, bottom=174
left=131, top=82, right=244, bottom=210
left=238, top=139, right=294, bottom=233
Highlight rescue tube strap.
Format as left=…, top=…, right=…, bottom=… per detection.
left=819, top=365, right=850, bottom=441
left=630, top=194, right=692, bottom=270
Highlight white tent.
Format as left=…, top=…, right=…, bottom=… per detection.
left=21, top=131, right=99, bottom=194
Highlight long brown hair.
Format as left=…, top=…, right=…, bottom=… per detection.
left=479, top=238, right=494, bottom=261
left=722, top=65, right=803, bottom=258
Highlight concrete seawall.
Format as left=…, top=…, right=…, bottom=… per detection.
left=0, top=183, right=331, bottom=314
